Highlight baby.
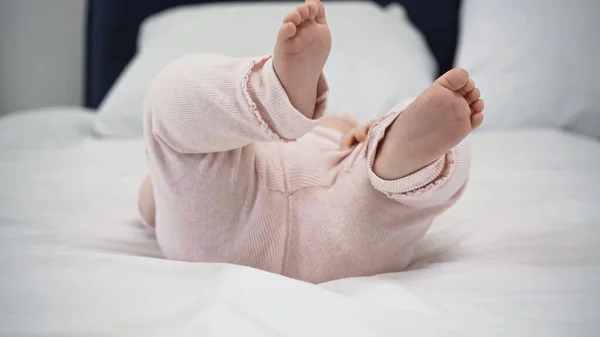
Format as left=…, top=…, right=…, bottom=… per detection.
left=138, top=0, right=484, bottom=283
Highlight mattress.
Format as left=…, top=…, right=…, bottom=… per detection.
left=0, top=108, right=599, bottom=336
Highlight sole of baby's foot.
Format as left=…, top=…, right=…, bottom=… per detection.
left=373, top=68, right=485, bottom=180
left=273, top=0, right=331, bottom=119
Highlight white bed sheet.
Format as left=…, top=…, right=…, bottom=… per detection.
left=0, top=108, right=599, bottom=337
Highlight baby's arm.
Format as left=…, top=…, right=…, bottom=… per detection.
left=145, top=54, right=328, bottom=154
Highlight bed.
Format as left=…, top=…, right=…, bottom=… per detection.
left=1, top=0, right=600, bottom=336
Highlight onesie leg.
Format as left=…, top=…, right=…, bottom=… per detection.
left=147, top=143, right=288, bottom=273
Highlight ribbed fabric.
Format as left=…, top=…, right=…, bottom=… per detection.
left=143, top=53, right=470, bottom=284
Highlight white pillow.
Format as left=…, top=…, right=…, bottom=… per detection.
left=0, top=107, right=95, bottom=150
left=94, top=2, right=435, bottom=137
left=455, top=0, right=600, bottom=138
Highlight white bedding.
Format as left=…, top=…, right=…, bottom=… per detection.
left=1, top=108, right=599, bottom=336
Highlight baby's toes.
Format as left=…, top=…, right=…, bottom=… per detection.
left=459, top=77, right=476, bottom=96
left=278, top=22, right=297, bottom=40
left=471, top=112, right=484, bottom=129
left=306, top=0, right=319, bottom=19
left=312, top=0, right=327, bottom=23
left=295, top=3, right=311, bottom=21
left=436, top=68, right=469, bottom=92
left=471, top=99, right=485, bottom=113
left=464, top=87, right=481, bottom=105
left=284, top=10, right=302, bottom=25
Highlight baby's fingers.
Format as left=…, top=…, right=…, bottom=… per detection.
left=343, top=112, right=360, bottom=127
left=340, top=121, right=377, bottom=149
left=354, top=129, right=367, bottom=143
left=339, top=130, right=358, bottom=150
left=354, top=121, right=375, bottom=142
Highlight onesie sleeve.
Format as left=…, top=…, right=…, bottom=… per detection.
left=365, top=100, right=471, bottom=209
left=144, top=53, right=328, bottom=154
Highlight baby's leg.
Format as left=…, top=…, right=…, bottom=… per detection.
left=139, top=0, right=330, bottom=230
left=373, top=68, right=484, bottom=180
left=359, top=69, right=484, bottom=210
left=274, top=0, right=330, bottom=118
left=137, top=175, right=155, bottom=230
left=140, top=1, right=332, bottom=266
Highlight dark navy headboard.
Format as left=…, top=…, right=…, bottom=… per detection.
left=85, top=0, right=460, bottom=109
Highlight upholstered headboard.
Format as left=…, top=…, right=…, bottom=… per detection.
left=84, top=0, right=460, bottom=109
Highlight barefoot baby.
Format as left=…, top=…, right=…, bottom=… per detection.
left=138, top=0, right=485, bottom=283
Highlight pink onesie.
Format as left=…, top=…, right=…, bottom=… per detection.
left=143, top=53, right=470, bottom=284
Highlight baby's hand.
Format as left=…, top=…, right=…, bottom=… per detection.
left=339, top=120, right=376, bottom=150
left=320, top=112, right=360, bottom=134
left=318, top=112, right=375, bottom=149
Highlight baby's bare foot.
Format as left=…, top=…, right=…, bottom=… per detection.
left=273, top=0, right=331, bottom=119
left=374, top=68, right=485, bottom=180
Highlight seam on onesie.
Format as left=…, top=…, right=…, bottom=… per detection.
left=279, top=144, right=293, bottom=275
